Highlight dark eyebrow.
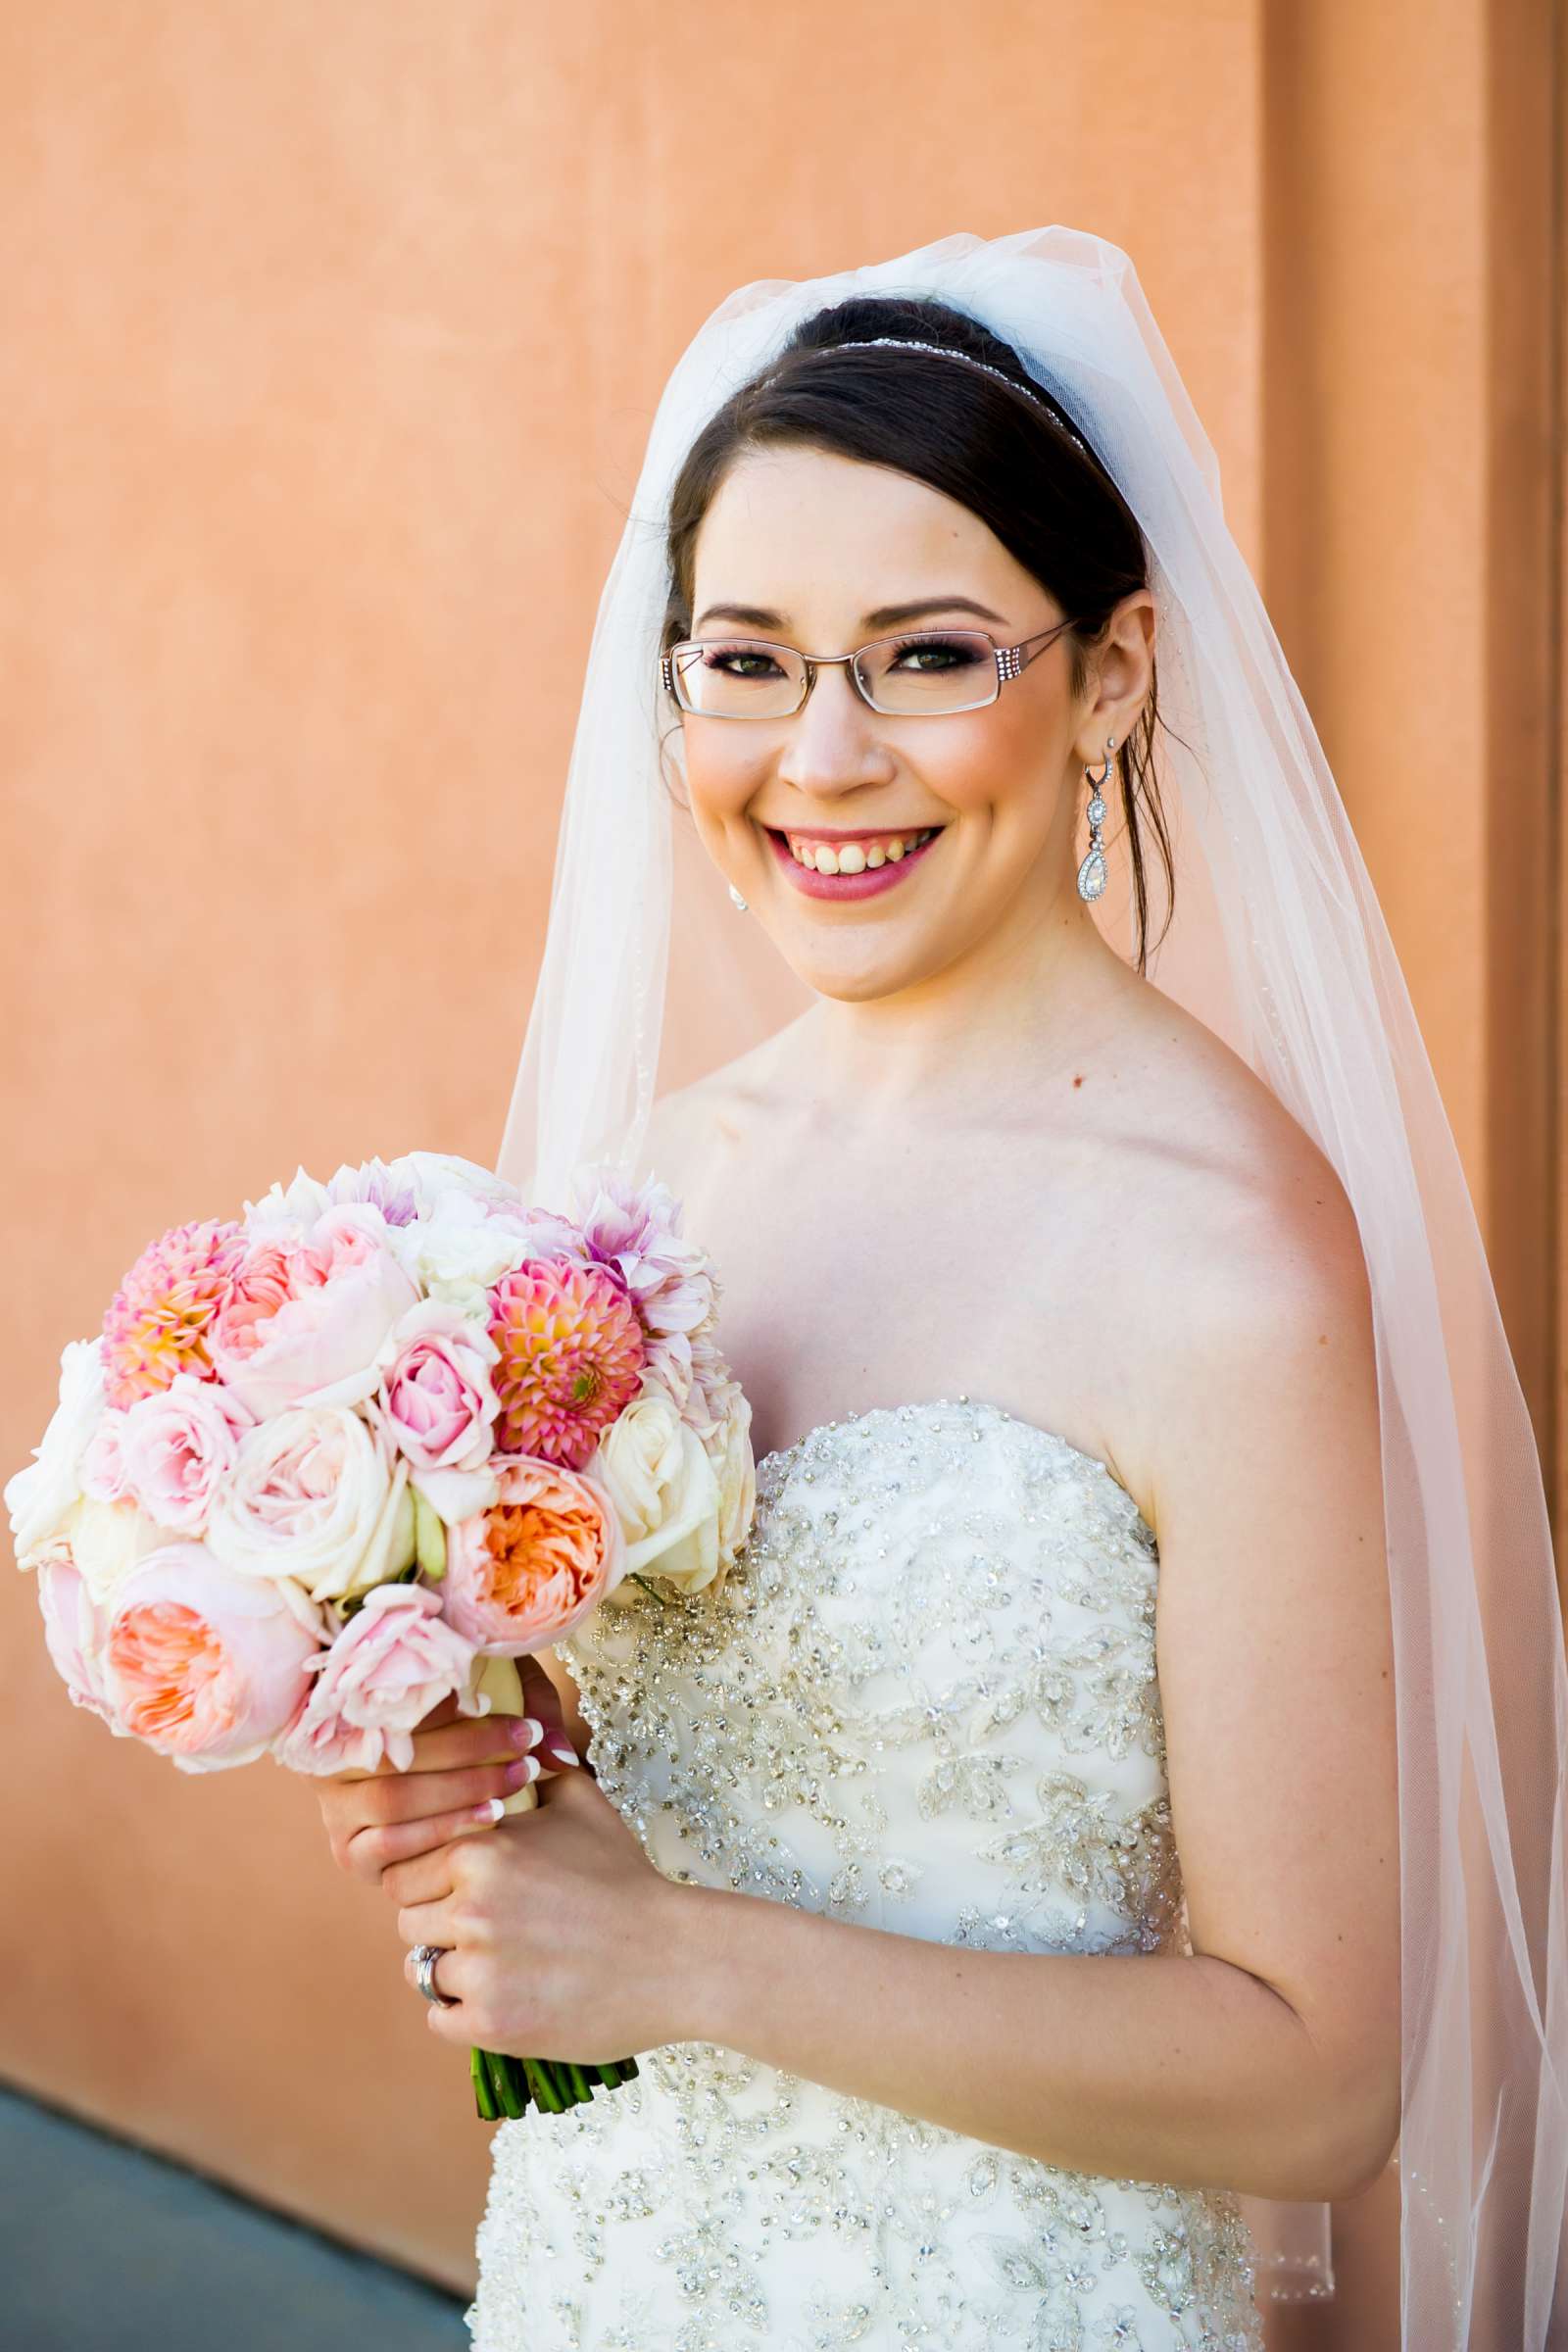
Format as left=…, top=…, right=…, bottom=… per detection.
left=691, top=594, right=1011, bottom=634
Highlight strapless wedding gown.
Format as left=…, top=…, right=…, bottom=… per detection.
left=464, top=1396, right=1266, bottom=2351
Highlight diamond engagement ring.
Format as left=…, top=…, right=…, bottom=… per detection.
left=413, top=1942, right=460, bottom=2008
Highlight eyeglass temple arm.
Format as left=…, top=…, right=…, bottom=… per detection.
left=1011, top=616, right=1078, bottom=662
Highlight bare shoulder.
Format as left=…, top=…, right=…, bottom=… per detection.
left=1114, top=989, right=1379, bottom=1529
left=1131, top=985, right=1373, bottom=1320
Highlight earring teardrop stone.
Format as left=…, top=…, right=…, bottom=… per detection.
left=1077, top=846, right=1107, bottom=901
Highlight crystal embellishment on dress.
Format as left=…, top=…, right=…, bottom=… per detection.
left=464, top=1396, right=1266, bottom=2350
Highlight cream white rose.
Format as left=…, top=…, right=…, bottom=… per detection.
left=385, top=1187, right=533, bottom=1308
left=384, top=1152, right=521, bottom=1217
left=204, top=1404, right=411, bottom=1605
left=5, top=1338, right=107, bottom=1558
left=588, top=1382, right=722, bottom=1597
left=704, top=1387, right=757, bottom=1579
left=25, top=1494, right=168, bottom=1608
left=240, top=1164, right=334, bottom=1237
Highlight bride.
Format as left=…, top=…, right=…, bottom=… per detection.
left=313, top=232, right=1568, bottom=2349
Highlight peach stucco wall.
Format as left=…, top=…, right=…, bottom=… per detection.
left=3, top=4, right=1556, bottom=2338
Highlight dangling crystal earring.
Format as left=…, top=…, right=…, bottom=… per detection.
left=1076, top=736, right=1115, bottom=903
left=728, top=882, right=749, bottom=911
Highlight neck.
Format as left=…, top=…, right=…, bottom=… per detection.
left=789, top=874, right=1143, bottom=1127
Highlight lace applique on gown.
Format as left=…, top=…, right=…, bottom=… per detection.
left=464, top=1396, right=1266, bottom=2352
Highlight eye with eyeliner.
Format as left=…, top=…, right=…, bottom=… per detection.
left=883, top=632, right=986, bottom=671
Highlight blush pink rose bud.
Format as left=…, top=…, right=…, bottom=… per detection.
left=442, top=1458, right=625, bottom=1654
left=101, top=1542, right=321, bottom=1772
left=275, top=1584, right=483, bottom=1776
left=365, top=1300, right=501, bottom=1525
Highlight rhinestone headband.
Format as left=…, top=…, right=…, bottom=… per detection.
left=822, top=336, right=1097, bottom=466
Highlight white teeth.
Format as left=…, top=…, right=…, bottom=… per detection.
left=787, top=827, right=936, bottom=875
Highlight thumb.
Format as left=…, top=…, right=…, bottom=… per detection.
left=513, top=1650, right=587, bottom=1776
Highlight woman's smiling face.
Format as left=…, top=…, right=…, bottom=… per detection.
left=678, top=443, right=1116, bottom=1005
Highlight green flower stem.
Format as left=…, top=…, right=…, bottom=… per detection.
left=468, top=2040, right=641, bottom=2119
left=489, top=2049, right=527, bottom=2120
left=523, top=2058, right=564, bottom=2112
left=470, top=2046, right=499, bottom=2120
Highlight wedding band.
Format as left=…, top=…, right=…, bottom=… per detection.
left=413, top=1942, right=460, bottom=2008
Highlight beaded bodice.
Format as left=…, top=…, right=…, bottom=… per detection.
left=465, top=1396, right=1264, bottom=2352
left=564, top=1395, right=1182, bottom=1955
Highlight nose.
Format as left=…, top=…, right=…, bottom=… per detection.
left=774, top=660, right=892, bottom=799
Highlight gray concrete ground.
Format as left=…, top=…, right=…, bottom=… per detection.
left=0, top=2081, right=470, bottom=2350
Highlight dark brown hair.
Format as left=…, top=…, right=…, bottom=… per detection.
left=658, top=293, right=1175, bottom=972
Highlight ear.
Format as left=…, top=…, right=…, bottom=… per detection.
left=1074, top=590, right=1155, bottom=762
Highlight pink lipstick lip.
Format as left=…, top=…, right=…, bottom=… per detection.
left=764, top=822, right=945, bottom=901
left=764, top=821, right=943, bottom=843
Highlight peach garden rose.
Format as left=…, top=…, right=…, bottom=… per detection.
left=101, top=1541, right=322, bottom=1772
left=441, top=1456, right=626, bottom=1653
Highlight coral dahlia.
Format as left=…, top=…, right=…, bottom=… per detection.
left=487, top=1255, right=644, bottom=1468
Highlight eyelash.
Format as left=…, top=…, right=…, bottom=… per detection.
left=702, top=633, right=984, bottom=673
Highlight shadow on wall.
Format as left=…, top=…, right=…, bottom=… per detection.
left=0, top=2079, right=470, bottom=2351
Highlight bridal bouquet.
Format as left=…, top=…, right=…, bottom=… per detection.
left=5, top=1151, right=756, bottom=2122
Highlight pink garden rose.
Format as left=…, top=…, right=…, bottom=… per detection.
left=207, top=1203, right=418, bottom=1419
left=442, top=1456, right=625, bottom=1653
left=203, top=1237, right=293, bottom=1381
left=101, top=1542, right=321, bottom=1772
left=80, top=1409, right=132, bottom=1504
left=35, top=1548, right=116, bottom=1725
left=275, top=1583, right=483, bottom=1775
left=117, top=1372, right=256, bottom=1537
left=365, top=1299, right=501, bottom=1524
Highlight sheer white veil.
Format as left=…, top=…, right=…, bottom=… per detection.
left=494, top=225, right=1568, bottom=2343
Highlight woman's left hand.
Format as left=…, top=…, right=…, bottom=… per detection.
left=386, top=1762, right=701, bottom=2063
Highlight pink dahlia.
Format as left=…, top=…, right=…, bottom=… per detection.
left=101, top=1219, right=250, bottom=1410
left=488, top=1254, right=644, bottom=1468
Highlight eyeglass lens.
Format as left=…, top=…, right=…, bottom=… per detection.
left=670, top=631, right=1000, bottom=716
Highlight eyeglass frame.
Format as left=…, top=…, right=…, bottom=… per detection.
left=658, top=616, right=1081, bottom=718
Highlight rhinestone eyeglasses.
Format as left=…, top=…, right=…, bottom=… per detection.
left=660, top=617, right=1080, bottom=719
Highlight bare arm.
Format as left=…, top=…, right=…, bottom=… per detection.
left=660, top=1173, right=1400, bottom=2203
